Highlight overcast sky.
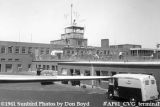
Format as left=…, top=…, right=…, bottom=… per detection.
left=0, top=0, right=160, bottom=48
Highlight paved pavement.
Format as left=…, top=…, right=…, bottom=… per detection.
left=0, top=82, right=140, bottom=107
left=0, top=82, right=111, bottom=107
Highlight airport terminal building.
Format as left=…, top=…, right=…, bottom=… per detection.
left=0, top=24, right=160, bottom=76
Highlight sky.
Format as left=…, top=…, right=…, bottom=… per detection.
left=0, top=0, right=160, bottom=48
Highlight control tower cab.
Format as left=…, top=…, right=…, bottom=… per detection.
left=51, top=24, right=87, bottom=47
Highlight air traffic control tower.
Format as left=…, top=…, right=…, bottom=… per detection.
left=50, top=4, right=87, bottom=47
left=50, top=23, right=88, bottom=47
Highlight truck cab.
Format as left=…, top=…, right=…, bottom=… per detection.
left=107, top=74, right=159, bottom=102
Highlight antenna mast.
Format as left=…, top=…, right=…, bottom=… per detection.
left=71, top=4, right=73, bottom=25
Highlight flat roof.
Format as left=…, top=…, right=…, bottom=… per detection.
left=113, top=74, right=153, bottom=80
left=59, top=61, right=160, bottom=65
left=130, top=48, right=160, bottom=51
left=58, top=61, right=160, bottom=69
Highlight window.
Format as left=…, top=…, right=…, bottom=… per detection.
left=28, top=47, right=32, bottom=54
left=145, top=80, right=149, bottom=85
left=96, top=71, right=101, bottom=76
left=52, top=65, right=55, bottom=70
left=40, top=48, right=44, bottom=54
left=43, top=65, right=46, bottom=70
left=75, top=69, right=80, bottom=75
left=97, top=50, right=99, bottom=54
left=38, top=65, right=41, bottom=68
left=111, top=71, right=117, bottom=76
left=101, top=71, right=108, bottom=76
left=46, top=48, right=50, bottom=54
left=151, top=80, right=155, bottom=84
left=104, top=50, right=107, bottom=55
left=8, top=59, right=12, bottom=61
left=67, top=50, right=70, bottom=54
left=55, top=66, right=58, bottom=70
left=1, top=58, right=5, bottom=61
left=17, top=64, right=22, bottom=72
left=84, top=70, right=90, bottom=76
left=47, top=65, right=50, bottom=70
left=15, top=46, right=20, bottom=53
left=28, top=64, right=31, bottom=69
left=15, top=59, right=20, bottom=61
left=8, top=46, right=13, bottom=53
left=81, top=51, right=83, bottom=55
left=77, top=41, right=82, bottom=46
left=5, top=64, right=12, bottom=72
left=17, top=64, right=22, bottom=68
left=22, top=47, right=26, bottom=54
left=1, top=46, right=6, bottom=53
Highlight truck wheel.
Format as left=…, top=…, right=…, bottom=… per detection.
left=129, top=97, right=137, bottom=105
left=106, top=91, right=113, bottom=99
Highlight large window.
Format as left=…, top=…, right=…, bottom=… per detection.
left=111, top=71, right=117, bottom=76
left=75, top=69, right=80, bottom=75
left=84, top=70, right=90, bottom=76
left=8, top=46, right=13, bottom=53
left=15, top=46, right=20, bottom=53
left=1, top=46, right=6, bottom=53
left=1, top=58, right=5, bottom=61
left=22, top=47, right=26, bottom=54
left=28, top=47, right=32, bottom=54
left=28, top=64, right=31, bottom=69
left=52, top=65, right=55, bottom=70
left=5, top=64, right=12, bottom=72
left=43, top=65, right=46, bottom=70
left=47, top=65, right=50, bottom=70
left=17, top=64, right=22, bottom=72
left=96, top=71, right=101, bottom=76
left=77, top=40, right=82, bottom=46
left=101, top=71, right=108, bottom=76
left=46, top=48, right=50, bottom=54
left=40, top=48, right=44, bottom=54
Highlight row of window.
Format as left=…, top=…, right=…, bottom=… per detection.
left=0, top=64, right=31, bottom=72
left=0, top=46, right=50, bottom=55
left=36, top=64, right=58, bottom=71
left=64, top=49, right=111, bottom=56
left=0, top=58, right=20, bottom=62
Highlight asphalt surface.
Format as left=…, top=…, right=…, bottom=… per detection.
left=0, top=82, right=111, bottom=107
left=0, top=82, right=148, bottom=107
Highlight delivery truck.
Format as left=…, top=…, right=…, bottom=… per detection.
left=106, top=74, right=159, bottom=102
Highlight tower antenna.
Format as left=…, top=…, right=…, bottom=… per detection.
left=71, top=4, right=73, bottom=25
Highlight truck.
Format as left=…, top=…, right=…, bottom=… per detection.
left=106, top=74, right=159, bottom=102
